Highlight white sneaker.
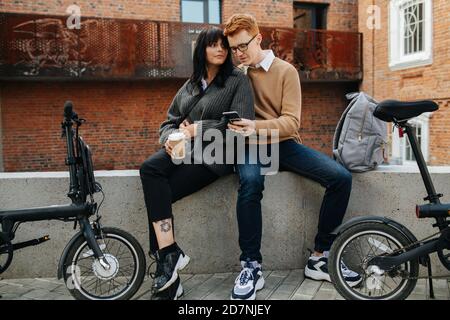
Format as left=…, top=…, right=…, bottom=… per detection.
left=231, top=260, right=265, bottom=300
left=304, top=251, right=362, bottom=287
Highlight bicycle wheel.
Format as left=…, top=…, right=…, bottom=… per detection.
left=329, top=222, right=419, bottom=300
left=61, top=227, right=145, bottom=300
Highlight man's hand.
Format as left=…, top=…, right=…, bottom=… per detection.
left=228, top=118, right=256, bottom=136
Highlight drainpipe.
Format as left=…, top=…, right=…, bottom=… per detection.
left=372, top=0, right=375, bottom=97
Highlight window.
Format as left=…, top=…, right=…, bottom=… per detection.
left=404, top=123, right=421, bottom=161
left=181, top=0, right=221, bottom=24
left=390, top=113, right=430, bottom=165
left=293, top=2, right=328, bottom=30
left=389, top=0, right=433, bottom=70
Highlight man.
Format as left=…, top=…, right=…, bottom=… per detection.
left=224, top=14, right=362, bottom=301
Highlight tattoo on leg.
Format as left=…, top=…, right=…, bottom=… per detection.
left=160, top=220, right=172, bottom=233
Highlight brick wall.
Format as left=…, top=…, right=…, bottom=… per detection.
left=0, top=0, right=361, bottom=171
left=222, top=0, right=294, bottom=28
left=359, top=0, right=450, bottom=165
left=223, top=0, right=358, bottom=31
left=1, top=0, right=358, bottom=31
left=429, top=99, right=450, bottom=165
left=301, top=82, right=358, bottom=154
left=0, top=80, right=184, bottom=171
left=0, top=0, right=181, bottom=21
left=0, top=80, right=354, bottom=171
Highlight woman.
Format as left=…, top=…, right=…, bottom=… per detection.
left=139, top=26, right=255, bottom=300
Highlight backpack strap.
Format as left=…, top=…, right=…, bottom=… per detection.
left=332, top=92, right=360, bottom=157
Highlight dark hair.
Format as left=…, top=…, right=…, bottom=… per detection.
left=189, top=26, right=234, bottom=90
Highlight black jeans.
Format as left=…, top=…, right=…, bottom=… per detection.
left=236, top=140, right=352, bottom=262
left=140, top=148, right=220, bottom=253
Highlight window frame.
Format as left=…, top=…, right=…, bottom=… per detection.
left=293, top=2, right=328, bottom=30
left=180, top=0, right=222, bottom=24
left=390, top=113, right=431, bottom=166
left=389, top=0, right=433, bottom=70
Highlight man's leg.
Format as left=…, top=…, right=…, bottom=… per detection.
left=278, top=140, right=361, bottom=286
left=232, top=145, right=265, bottom=300
left=279, top=140, right=352, bottom=251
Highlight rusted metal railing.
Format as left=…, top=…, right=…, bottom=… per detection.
left=0, top=13, right=362, bottom=82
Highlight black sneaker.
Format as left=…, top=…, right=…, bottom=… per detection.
left=149, top=245, right=190, bottom=293
left=150, top=276, right=184, bottom=300
left=231, top=260, right=265, bottom=300
left=304, top=251, right=362, bottom=287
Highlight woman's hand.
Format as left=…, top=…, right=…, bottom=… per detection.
left=179, top=119, right=190, bottom=129
left=228, top=118, right=256, bottom=136
left=179, top=119, right=197, bottom=138
left=164, top=139, right=174, bottom=157
left=180, top=123, right=198, bottom=139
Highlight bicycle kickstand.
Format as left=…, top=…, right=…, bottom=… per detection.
left=426, top=256, right=435, bottom=299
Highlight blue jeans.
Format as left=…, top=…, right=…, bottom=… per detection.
left=235, top=139, right=352, bottom=262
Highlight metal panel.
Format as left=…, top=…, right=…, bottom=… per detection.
left=0, top=13, right=362, bottom=82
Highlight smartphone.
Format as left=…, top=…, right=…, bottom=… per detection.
left=222, top=111, right=242, bottom=123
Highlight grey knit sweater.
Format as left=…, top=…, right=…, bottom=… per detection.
left=159, top=68, right=255, bottom=176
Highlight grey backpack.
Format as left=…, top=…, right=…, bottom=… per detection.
left=332, top=92, right=387, bottom=172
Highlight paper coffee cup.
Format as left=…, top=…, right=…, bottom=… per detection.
left=168, top=132, right=186, bottom=159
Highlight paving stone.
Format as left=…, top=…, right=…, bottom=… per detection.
left=31, top=278, right=63, bottom=291
left=23, top=288, right=53, bottom=299
left=406, top=293, right=426, bottom=300
left=182, top=273, right=230, bottom=300
left=1, top=278, right=38, bottom=287
left=53, top=295, right=75, bottom=300
left=319, top=281, right=336, bottom=291
left=335, top=292, right=345, bottom=300
left=0, top=284, right=34, bottom=296
left=13, top=296, right=35, bottom=300
left=281, top=269, right=304, bottom=285
left=291, top=294, right=313, bottom=300
left=0, top=272, right=446, bottom=300
left=0, top=293, right=20, bottom=300
left=180, top=273, right=213, bottom=297
left=292, top=278, right=321, bottom=297
left=40, top=291, right=74, bottom=300
left=203, top=272, right=236, bottom=300
left=313, top=289, right=336, bottom=300
left=255, top=271, right=285, bottom=300
left=268, top=284, right=298, bottom=300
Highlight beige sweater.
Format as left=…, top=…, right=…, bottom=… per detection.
left=247, top=57, right=302, bottom=144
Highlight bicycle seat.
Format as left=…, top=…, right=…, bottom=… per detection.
left=374, top=100, right=438, bottom=122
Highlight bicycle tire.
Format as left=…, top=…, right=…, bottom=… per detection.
left=61, top=227, right=145, bottom=300
left=329, top=222, right=419, bottom=300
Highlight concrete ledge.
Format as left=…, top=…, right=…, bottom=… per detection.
left=1, top=166, right=449, bottom=278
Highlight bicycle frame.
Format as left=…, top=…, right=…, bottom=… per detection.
left=0, top=102, right=108, bottom=273
left=367, top=120, right=450, bottom=271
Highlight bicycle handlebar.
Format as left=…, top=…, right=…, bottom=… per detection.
left=64, top=100, right=79, bottom=122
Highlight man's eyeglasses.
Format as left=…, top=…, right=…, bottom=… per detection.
left=230, top=34, right=257, bottom=54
